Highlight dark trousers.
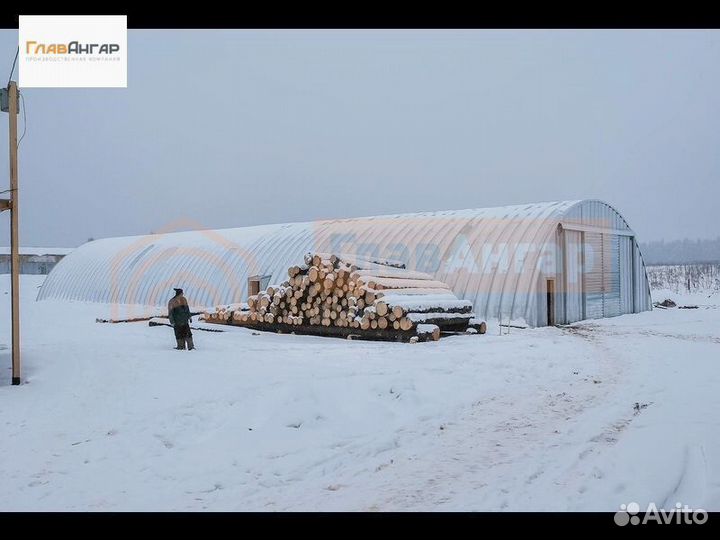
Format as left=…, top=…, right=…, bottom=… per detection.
left=173, top=323, right=192, bottom=340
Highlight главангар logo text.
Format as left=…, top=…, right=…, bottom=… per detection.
left=24, top=40, right=120, bottom=56
left=19, top=15, right=127, bottom=87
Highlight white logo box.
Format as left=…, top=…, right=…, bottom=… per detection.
left=19, top=15, right=127, bottom=88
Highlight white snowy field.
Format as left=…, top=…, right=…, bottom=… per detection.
left=1, top=275, right=719, bottom=511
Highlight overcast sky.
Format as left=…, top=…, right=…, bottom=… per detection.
left=0, top=29, right=718, bottom=247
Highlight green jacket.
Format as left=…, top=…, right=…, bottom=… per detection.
left=168, top=294, right=192, bottom=326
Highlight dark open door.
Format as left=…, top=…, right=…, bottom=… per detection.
left=547, top=279, right=555, bottom=326
left=248, top=277, right=260, bottom=297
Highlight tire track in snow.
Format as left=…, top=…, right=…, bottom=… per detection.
left=306, top=329, right=627, bottom=511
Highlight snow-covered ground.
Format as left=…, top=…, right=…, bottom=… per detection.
left=1, top=274, right=719, bottom=511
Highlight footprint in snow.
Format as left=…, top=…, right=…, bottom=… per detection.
left=28, top=480, right=49, bottom=488
left=154, top=434, right=174, bottom=449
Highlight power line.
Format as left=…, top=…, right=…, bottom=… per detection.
left=18, top=91, right=26, bottom=147
left=7, top=46, right=18, bottom=86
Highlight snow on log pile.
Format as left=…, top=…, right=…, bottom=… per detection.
left=201, top=252, right=485, bottom=342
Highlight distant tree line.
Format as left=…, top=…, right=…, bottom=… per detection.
left=640, top=237, right=720, bottom=265
left=646, top=263, right=720, bottom=294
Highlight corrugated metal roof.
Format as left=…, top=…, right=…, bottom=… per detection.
left=0, top=247, right=75, bottom=256
left=37, top=200, right=650, bottom=326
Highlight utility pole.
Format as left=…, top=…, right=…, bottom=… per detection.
left=9, top=81, right=20, bottom=385
left=1, top=80, right=20, bottom=385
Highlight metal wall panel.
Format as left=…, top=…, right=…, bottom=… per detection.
left=582, top=232, right=621, bottom=319
left=563, top=229, right=584, bottom=323
left=584, top=232, right=604, bottom=319
left=635, top=240, right=652, bottom=313
left=619, top=235, right=634, bottom=313
left=604, top=234, right=621, bottom=318
left=562, top=200, right=652, bottom=322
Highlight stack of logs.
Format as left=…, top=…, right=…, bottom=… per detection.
left=202, top=252, right=485, bottom=341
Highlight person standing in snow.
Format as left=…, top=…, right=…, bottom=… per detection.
left=168, top=288, right=194, bottom=350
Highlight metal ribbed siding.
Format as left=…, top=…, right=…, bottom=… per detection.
left=563, top=229, right=584, bottom=323
left=604, top=234, right=621, bottom=318
left=584, top=232, right=605, bottom=319
left=558, top=199, right=652, bottom=323
left=634, top=243, right=652, bottom=313
left=38, top=199, right=653, bottom=326
left=619, top=236, right=634, bottom=313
